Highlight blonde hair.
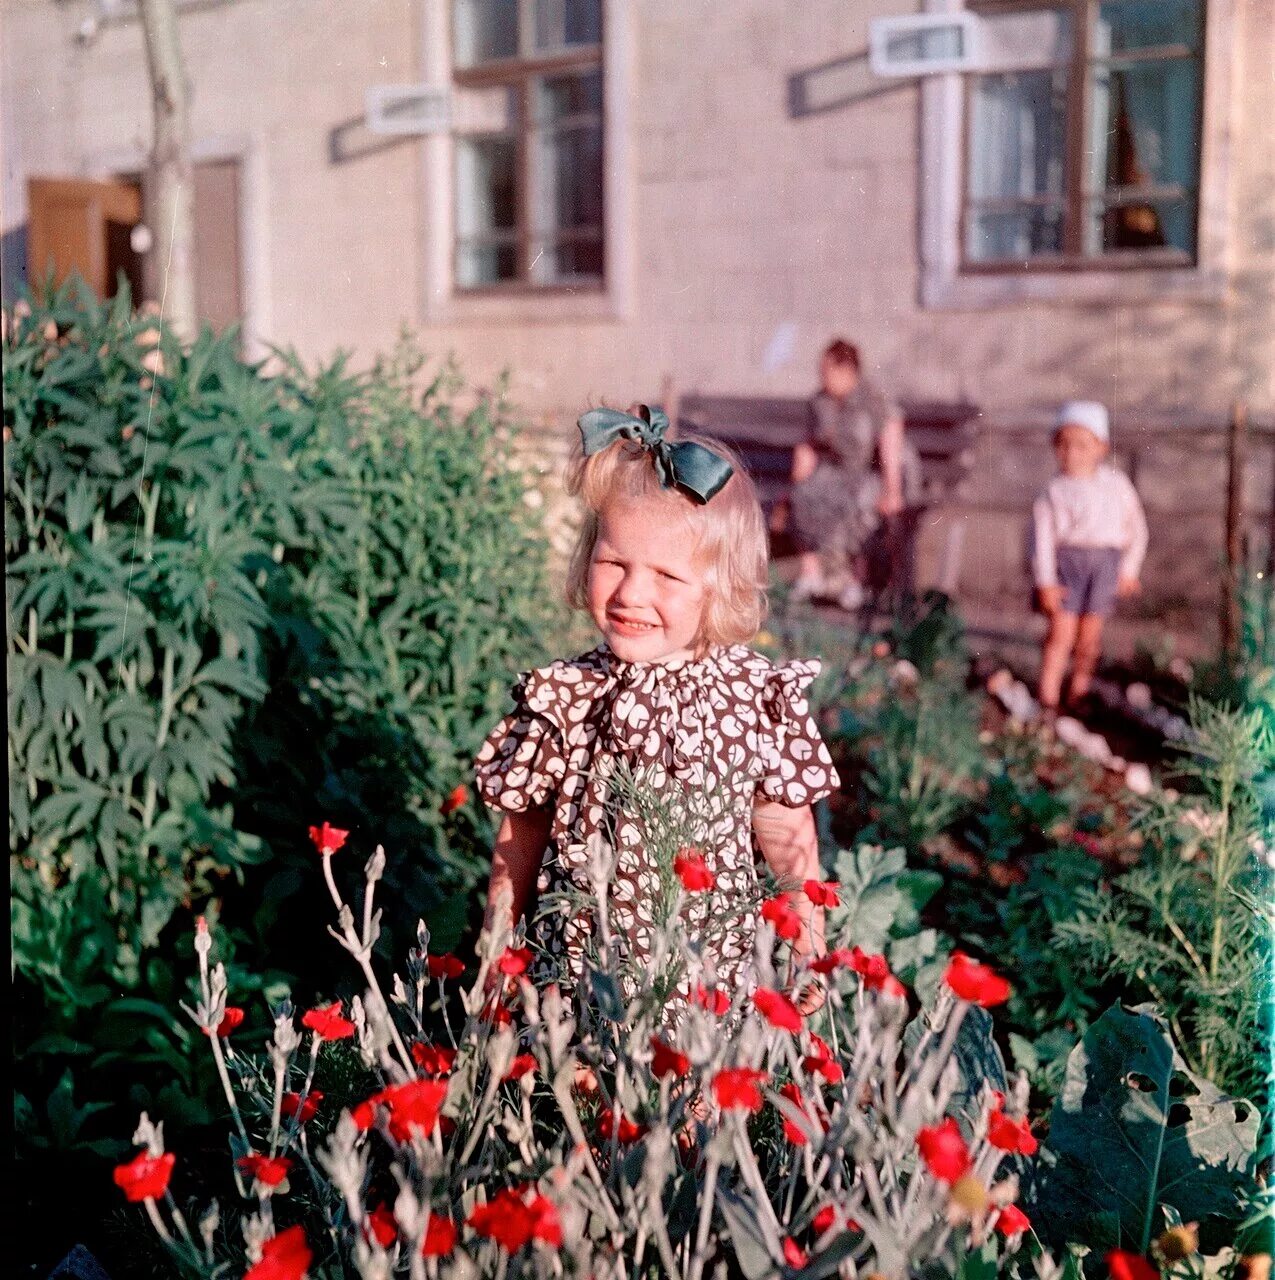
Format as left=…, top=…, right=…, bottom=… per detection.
left=564, top=427, right=769, bottom=651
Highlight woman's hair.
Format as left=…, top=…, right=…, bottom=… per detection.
left=823, top=338, right=861, bottom=371
left=564, top=429, right=769, bottom=650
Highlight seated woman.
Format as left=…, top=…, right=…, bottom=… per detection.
left=788, top=339, right=906, bottom=610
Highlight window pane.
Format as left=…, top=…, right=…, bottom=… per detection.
left=530, top=236, right=604, bottom=283
left=456, top=136, right=519, bottom=286
left=531, top=70, right=603, bottom=278
left=457, top=242, right=519, bottom=287
left=980, top=7, right=1072, bottom=70
left=454, top=0, right=518, bottom=66
left=968, top=70, right=1069, bottom=203
left=535, top=66, right=603, bottom=125
left=967, top=206, right=1065, bottom=261
left=534, top=0, right=601, bottom=53
left=1087, top=197, right=1194, bottom=254
left=1092, top=0, right=1201, bottom=56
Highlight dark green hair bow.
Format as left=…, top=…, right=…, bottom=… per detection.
left=577, top=404, right=734, bottom=504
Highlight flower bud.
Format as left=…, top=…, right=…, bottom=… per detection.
left=1155, top=1224, right=1198, bottom=1263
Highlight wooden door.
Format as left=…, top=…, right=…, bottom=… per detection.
left=27, top=177, right=144, bottom=299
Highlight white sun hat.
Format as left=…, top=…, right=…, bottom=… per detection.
left=1056, top=400, right=1110, bottom=444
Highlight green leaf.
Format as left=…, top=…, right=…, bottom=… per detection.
left=1035, top=1003, right=1260, bottom=1253
left=716, top=1181, right=779, bottom=1280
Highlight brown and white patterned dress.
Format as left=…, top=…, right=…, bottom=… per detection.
left=474, top=644, right=840, bottom=996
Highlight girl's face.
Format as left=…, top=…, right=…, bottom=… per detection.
left=1054, top=424, right=1108, bottom=478
left=587, top=498, right=708, bottom=664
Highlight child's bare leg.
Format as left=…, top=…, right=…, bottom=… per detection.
left=1039, top=612, right=1079, bottom=709
left=1068, top=613, right=1105, bottom=703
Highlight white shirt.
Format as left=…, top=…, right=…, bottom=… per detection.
left=1031, top=465, right=1149, bottom=588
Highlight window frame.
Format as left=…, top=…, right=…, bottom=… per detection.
left=958, top=0, right=1206, bottom=275
left=451, top=0, right=606, bottom=296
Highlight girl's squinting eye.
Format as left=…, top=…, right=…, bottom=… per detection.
left=659, top=571, right=685, bottom=583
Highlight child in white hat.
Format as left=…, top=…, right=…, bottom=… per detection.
left=1031, top=402, right=1149, bottom=711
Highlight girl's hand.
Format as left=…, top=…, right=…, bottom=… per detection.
left=1037, top=585, right=1065, bottom=616
left=795, top=982, right=826, bottom=1016
left=1117, top=575, right=1141, bottom=598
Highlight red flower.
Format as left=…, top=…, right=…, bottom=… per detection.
left=943, top=952, right=1011, bottom=1007
left=761, top=893, right=803, bottom=941
left=917, top=1117, right=972, bottom=1183
left=498, top=947, right=533, bottom=976
left=847, top=946, right=896, bottom=991
left=112, top=1151, right=175, bottom=1202
left=803, top=1034, right=845, bottom=1084
left=674, top=848, right=716, bottom=892
left=365, top=1203, right=397, bottom=1248
left=237, top=1153, right=293, bottom=1188
left=281, top=1090, right=322, bottom=1124
left=205, top=1006, right=245, bottom=1038
left=810, top=948, right=853, bottom=974
left=422, top=1213, right=458, bottom=1257
left=812, top=1204, right=837, bottom=1236
left=996, top=1204, right=1032, bottom=1237
left=713, top=1067, right=769, bottom=1112
left=525, top=1193, right=563, bottom=1248
left=754, top=987, right=804, bottom=1033
left=693, top=984, right=730, bottom=1015
left=301, top=1001, right=355, bottom=1041
left=783, top=1238, right=809, bottom=1267
left=803, top=879, right=841, bottom=907
left=1107, top=1252, right=1160, bottom=1280
left=650, top=1035, right=691, bottom=1079
left=244, top=1225, right=311, bottom=1280
left=308, top=822, right=348, bottom=856
left=880, top=974, right=908, bottom=999
left=427, top=953, right=465, bottom=980
left=504, top=1053, right=537, bottom=1082
left=598, top=1108, right=647, bottom=1143
left=468, top=1187, right=561, bottom=1252
left=380, top=1078, right=450, bottom=1143
left=481, top=999, right=514, bottom=1026
left=988, top=1110, right=1038, bottom=1156
left=440, top=784, right=468, bottom=816
left=350, top=1096, right=379, bottom=1130
left=777, top=1082, right=821, bottom=1146
left=411, top=1041, right=458, bottom=1076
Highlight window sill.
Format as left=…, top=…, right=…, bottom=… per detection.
left=425, top=284, right=622, bottom=326
left=921, top=264, right=1228, bottom=310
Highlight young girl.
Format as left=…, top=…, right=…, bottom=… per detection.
left=474, top=404, right=840, bottom=1004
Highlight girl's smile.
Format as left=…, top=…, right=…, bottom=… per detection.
left=587, top=498, right=707, bottom=663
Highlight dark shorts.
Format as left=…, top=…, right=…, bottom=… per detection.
left=1056, top=545, right=1122, bottom=616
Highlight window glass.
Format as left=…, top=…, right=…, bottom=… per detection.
left=456, top=137, right=519, bottom=286
left=1092, top=0, right=1200, bottom=56
left=454, top=0, right=518, bottom=67
left=534, top=0, right=601, bottom=53
left=968, top=207, right=1066, bottom=261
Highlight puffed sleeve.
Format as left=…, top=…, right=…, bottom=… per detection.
left=756, top=660, right=841, bottom=806
left=474, top=675, right=568, bottom=813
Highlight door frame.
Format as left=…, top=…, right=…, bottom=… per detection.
left=85, top=135, right=270, bottom=360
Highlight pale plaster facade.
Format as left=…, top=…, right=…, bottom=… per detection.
left=3, top=0, right=1273, bottom=621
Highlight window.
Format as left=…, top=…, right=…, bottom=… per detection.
left=963, top=0, right=1203, bottom=269
left=452, top=0, right=604, bottom=290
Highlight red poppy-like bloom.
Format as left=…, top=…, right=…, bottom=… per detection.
left=996, top=1204, right=1032, bottom=1237
left=497, top=947, right=533, bottom=976
left=350, top=1097, right=378, bottom=1131
left=1107, top=1251, right=1160, bottom=1280
left=481, top=1000, right=514, bottom=1026
left=380, top=1078, right=450, bottom=1143
left=810, top=948, right=853, bottom=974
left=880, top=974, right=908, bottom=999
left=754, top=987, right=804, bottom=1033
left=777, top=1082, right=819, bottom=1146
left=422, top=1213, right=458, bottom=1257
left=988, top=1110, right=1038, bottom=1156
left=803, top=879, right=841, bottom=907
left=244, top=1225, right=312, bottom=1280
left=504, top=1053, right=537, bottom=1082
left=411, top=1041, right=458, bottom=1076
left=238, top=1153, right=293, bottom=1187
left=204, top=1006, right=245, bottom=1038
left=440, top=784, right=468, bottom=816
left=112, top=1151, right=175, bottom=1202
left=783, top=1238, right=809, bottom=1267
left=427, top=953, right=465, bottom=980
left=308, top=822, right=348, bottom=856
left=650, top=1035, right=691, bottom=1078
left=847, top=946, right=896, bottom=991
left=917, top=1117, right=972, bottom=1183
left=803, top=1033, right=845, bottom=1084
left=673, top=848, right=716, bottom=892
left=761, top=893, right=803, bottom=941
left=301, top=1001, right=355, bottom=1041
left=812, top=1204, right=837, bottom=1236
left=713, top=1067, right=769, bottom=1112
left=943, top=952, right=1011, bottom=1007
left=598, top=1108, right=648, bottom=1143
left=281, top=1090, right=322, bottom=1125
left=468, top=1187, right=561, bottom=1252
left=693, top=984, right=731, bottom=1016
left=365, top=1203, right=397, bottom=1248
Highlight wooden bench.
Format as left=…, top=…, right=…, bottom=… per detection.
left=676, top=393, right=979, bottom=596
